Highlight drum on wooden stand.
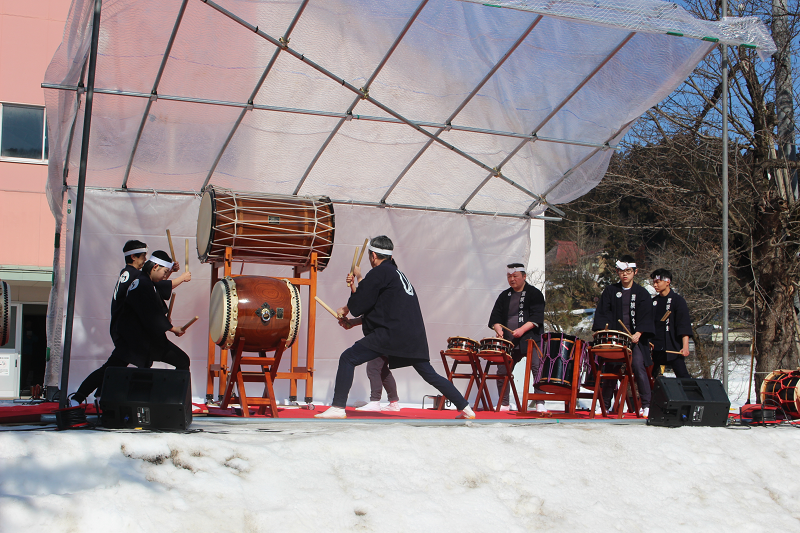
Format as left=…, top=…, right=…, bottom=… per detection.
left=478, top=337, right=513, bottom=358
left=197, top=186, right=335, bottom=270
left=209, top=276, right=301, bottom=353
left=760, top=369, right=800, bottom=419
left=445, top=336, right=480, bottom=355
left=591, top=330, right=633, bottom=351
left=537, top=333, right=581, bottom=393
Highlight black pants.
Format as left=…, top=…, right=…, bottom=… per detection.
left=331, top=342, right=468, bottom=411
left=73, top=342, right=189, bottom=403
left=651, top=350, right=691, bottom=379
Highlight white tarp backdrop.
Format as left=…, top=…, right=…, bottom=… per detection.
left=40, top=0, right=775, bottom=399
left=57, top=189, right=532, bottom=402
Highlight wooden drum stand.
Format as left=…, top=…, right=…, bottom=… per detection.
left=206, top=247, right=319, bottom=416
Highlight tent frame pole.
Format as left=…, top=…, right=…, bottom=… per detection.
left=59, top=0, right=102, bottom=409
left=721, top=0, right=730, bottom=394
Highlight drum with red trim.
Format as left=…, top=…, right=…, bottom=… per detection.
left=478, top=337, right=513, bottom=356
left=760, top=370, right=800, bottom=419
left=445, top=336, right=480, bottom=355
left=591, top=329, right=632, bottom=351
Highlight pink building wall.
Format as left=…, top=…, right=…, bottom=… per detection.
left=0, top=1, right=70, bottom=271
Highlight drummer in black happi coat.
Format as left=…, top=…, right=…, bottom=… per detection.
left=650, top=268, right=693, bottom=379
left=592, top=255, right=655, bottom=416
left=488, top=263, right=545, bottom=411
left=315, top=235, right=474, bottom=419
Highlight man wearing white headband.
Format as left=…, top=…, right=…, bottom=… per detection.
left=315, top=235, right=475, bottom=419
left=488, top=263, right=546, bottom=412
left=592, top=254, right=655, bottom=417
left=650, top=268, right=692, bottom=379
left=71, top=247, right=191, bottom=405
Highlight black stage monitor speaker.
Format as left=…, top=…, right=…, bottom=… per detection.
left=100, top=367, right=192, bottom=430
left=648, top=376, right=730, bottom=427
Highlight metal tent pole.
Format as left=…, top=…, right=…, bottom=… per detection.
left=59, top=0, right=102, bottom=409
left=721, top=0, right=730, bottom=394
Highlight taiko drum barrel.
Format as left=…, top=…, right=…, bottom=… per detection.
left=209, top=276, right=301, bottom=353
left=197, top=186, right=335, bottom=270
left=760, top=369, right=800, bottom=419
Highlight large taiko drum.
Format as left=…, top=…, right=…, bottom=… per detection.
left=0, top=280, right=9, bottom=346
left=592, top=329, right=632, bottom=351
left=760, top=370, right=800, bottom=419
left=197, top=186, right=335, bottom=270
left=536, top=333, right=580, bottom=392
left=209, top=276, right=301, bottom=353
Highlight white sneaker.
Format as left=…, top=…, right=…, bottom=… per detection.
left=499, top=405, right=512, bottom=412
left=314, top=406, right=347, bottom=419
left=356, top=401, right=382, bottom=411
left=381, top=401, right=401, bottom=411
left=639, top=407, right=650, bottom=418
left=456, top=405, right=476, bottom=419
left=535, top=402, right=547, bottom=413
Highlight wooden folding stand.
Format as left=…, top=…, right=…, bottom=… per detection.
left=474, top=349, right=520, bottom=412
left=587, top=345, right=641, bottom=419
left=437, top=349, right=486, bottom=411
left=520, top=338, right=585, bottom=415
left=206, top=247, right=319, bottom=417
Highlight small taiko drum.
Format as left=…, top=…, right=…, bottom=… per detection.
left=0, top=279, right=9, bottom=346
left=209, top=276, right=301, bottom=352
left=592, top=329, right=633, bottom=351
left=445, top=336, right=480, bottom=355
left=196, top=186, right=335, bottom=270
left=478, top=337, right=513, bottom=357
left=537, top=333, right=580, bottom=393
left=760, top=370, right=800, bottom=419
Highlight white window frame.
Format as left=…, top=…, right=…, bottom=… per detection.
left=0, top=102, right=48, bottom=165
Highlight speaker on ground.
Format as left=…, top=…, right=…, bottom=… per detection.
left=648, top=376, right=730, bottom=427
left=99, top=367, right=192, bottom=430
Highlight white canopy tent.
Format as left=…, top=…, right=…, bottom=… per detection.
left=41, top=0, right=774, bottom=403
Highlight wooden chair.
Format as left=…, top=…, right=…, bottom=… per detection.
left=438, top=349, right=485, bottom=410
left=587, top=346, right=641, bottom=418
left=475, top=348, right=520, bottom=412
left=221, top=336, right=286, bottom=418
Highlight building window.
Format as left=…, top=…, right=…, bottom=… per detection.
left=0, top=103, right=48, bottom=162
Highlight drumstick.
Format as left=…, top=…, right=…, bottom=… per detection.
left=167, top=294, right=175, bottom=320
left=348, top=247, right=358, bottom=286
left=185, top=239, right=189, bottom=273
left=182, top=316, right=199, bottom=331
left=661, top=310, right=671, bottom=322
left=666, top=350, right=685, bottom=356
left=617, top=319, right=633, bottom=336
left=493, top=324, right=514, bottom=334
left=166, top=229, right=176, bottom=262
left=357, top=238, right=369, bottom=266
left=314, top=296, right=342, bottom=319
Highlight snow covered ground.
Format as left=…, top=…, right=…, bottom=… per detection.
left=2, top=361, right=799, bottom=532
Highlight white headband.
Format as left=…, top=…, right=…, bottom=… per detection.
left=124, top=247, right=147, bottom=257
left=148, top=255, right=174, bottom=269
left=507, top=266, right=526, bottom=274
left=653, top=275, right=671, bottom=282
left=368, top=243, right=393, bottom=256
left=616, top=261, right=636, bottom=270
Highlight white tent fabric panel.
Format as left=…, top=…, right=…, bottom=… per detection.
left=58, top=189, right=532, bottom=402
left=43, top=0, right=775, bottom=221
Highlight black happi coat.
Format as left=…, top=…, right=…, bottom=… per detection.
left=111, top=271, right=174, bottom=368
left=347, top=259, right=429, bottom=366
left=652, top=288, right=693, bottom=359
left=592, top=281, right=655, bottom=366
left=488, top=282, right=545, bottom=349
left=110, top=265, right=171, bottom=344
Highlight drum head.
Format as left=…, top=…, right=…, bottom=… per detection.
left=209, top=278, right=236, bottom=346
left=0, top=280, right=9, bottom=346
left=196, top=189, right=216, bottom=262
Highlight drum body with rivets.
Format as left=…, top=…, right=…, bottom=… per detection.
left=209, top=276, right=301, bottom=352
left=197, top=186, right=335, bottom=270
left=0, top=280, right=9, bottom=346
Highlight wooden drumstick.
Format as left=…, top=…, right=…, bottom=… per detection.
left=166, top=229, right=176, bottom=262
left=167, top=294, right=175, bottom=320
left=493, top=324, right=514, bottom=334
left=660, top=310, right=671, bottom=322
left=185, top=239, right=189, bottom=273
left=666, top=349, right=685, bottom=356
left=348, top=247, right=358, bottom=286
left=617, top=319, right=633, bottom=336
left=314, top=296, right=342, bottom=319
left=182, top=316, right=199, bottom=331
left=357, top=238, right=369, bottom=265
